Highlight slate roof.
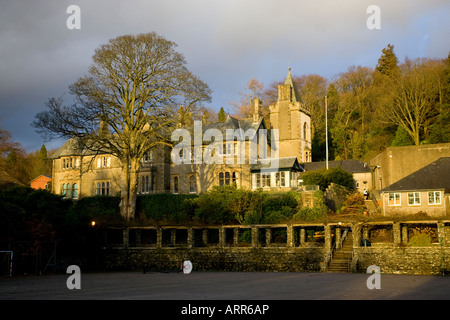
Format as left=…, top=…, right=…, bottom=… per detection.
left=50, top=138, right=112, bottom=159
left=251, top=156, right=304, bottom=172
left=203, top=115, right=265, bottom=140
left=381, top=157, right=450, bottom=193
left=300, top=159, right=371, bottom=173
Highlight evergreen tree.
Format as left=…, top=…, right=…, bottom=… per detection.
left=375, top=44, right=399, bottom=77
left=218, top=107, right=226, bottom=122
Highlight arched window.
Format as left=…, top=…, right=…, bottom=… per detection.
left=62, top=183, right=66, bottom=197
left=66, top=183, right=71, bottom=198
left=96, top=182, right=101, bottom=195
left=225, top=172, right=230, bottom=185
left=72, top=183, right=79, bottom=199
left=219, top=172, right=224, bottom=186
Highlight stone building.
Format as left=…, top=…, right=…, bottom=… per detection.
left=50, top=69, right=312, bottom=198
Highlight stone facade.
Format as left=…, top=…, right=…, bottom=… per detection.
left=100, top=220, right=450, bottom=275
left=50, top=69, right=312, bottom=199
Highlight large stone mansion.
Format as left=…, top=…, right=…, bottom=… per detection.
left=50, top=69, right=312, bottom=199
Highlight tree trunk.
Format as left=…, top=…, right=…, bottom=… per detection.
left=119, top=158, right=139, bottom=222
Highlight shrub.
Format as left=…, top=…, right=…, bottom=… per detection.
left=138, top=193, right=197, bottom=224
left=302, top=167, right=355, bottom=191
left=410, top=234, right=432, bottom=247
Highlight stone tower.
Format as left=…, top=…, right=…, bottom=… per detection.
left=269, top=68, right=312, bottom=162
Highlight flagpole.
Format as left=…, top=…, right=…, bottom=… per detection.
left=325, top=95, right=328, bottom=170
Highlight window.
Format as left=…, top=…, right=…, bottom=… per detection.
left=388, top=193, right=401, bottom=206
left=275, top=172, right=286, bottom=187
left=219, top=171, right=236, bottom=186
left=97, top=156, right=111, bottom=168
left=173, top=176, right=179, bottom=194
left=428, top=191, right=441, bottom=205
left=408, top=192, right=420, bottom=205
left=141, top=175, right=150, bottom=194
left=219, top=172, right=224, bottom=186
left=255, top=173, right=261, bottom=188
left=72, top=183, right=79, bottom=199
left=142, top=151, right=152, bottom=163
left=189, top=175, right=197, bottom=194
left=262, top=173, right=270, bottom=187
left=96, top=181, right=110, bottom=196
left=225, top=172, right=230, bottom=185
left=66, top=183, right=71, bottom=199
left=62, top=157, right=77, bottom=169
left=61, top=183, right=66, bottom=197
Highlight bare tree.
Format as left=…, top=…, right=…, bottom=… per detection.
left=33, top=33, right=211, bottom=221
left=382, top=58, right=442, bottom=145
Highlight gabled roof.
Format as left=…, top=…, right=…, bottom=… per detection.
left=300, top=159, right=371, bottom=173
left=30, top=175, right=52, bottom=183
left=251, top=156, right=304, bottom=172
left=381, top=157, right=450, bottom=193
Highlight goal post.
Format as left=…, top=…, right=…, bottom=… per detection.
left=0, top=251, right=13, bottom=277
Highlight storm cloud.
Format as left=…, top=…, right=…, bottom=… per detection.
left=0, top=0, right=449, bottom=151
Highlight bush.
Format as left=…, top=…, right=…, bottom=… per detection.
left=138, top=193, right=197, bottom=224
left=410, top=234, right=432, bottom=247
left=302, top=167, right=355, bottom=191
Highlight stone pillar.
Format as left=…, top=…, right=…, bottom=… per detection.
left=266, top=228, right=272, bottom=246
left=187, top=227, right=194, bottom=248
left=437, top=222, right=446, bottom=247
left=252, top=226, right=259, bottom=248
left=156, top=227, right=162, bottom=248
left=300, top=228, right=306, bottom=246
left=336, top=227, right=341, bottom=249
left=353, top=223, right=362, bottom=247
left=171, top=229, right=176, bottom=246
left=393, top=222, right=401, bottom=245
left=233, top=228, right=239, bottom=246
left=123, top=228, right=129, bottom=248
left=324, top=224, right=332, bottom=252
left=202, top=229, right=208, bottom=246
left=286, top=225, right=294, bottom=247
left=402, top=225, right=408, bottom=244
left=219, top=227, right=225, bottom=247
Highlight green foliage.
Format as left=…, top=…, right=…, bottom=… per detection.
left=293, top=190, right=328, bottom=221
left=218, top=107, right=226, bottom=122
left=302, top=167, right=355, bottom=191
left=391, top=125, right=414, bottom=146
left=410, top=234, right=432, bottom=247
left=138, top=193, right=197, bottom=224
left=375, top=43, right=399, bottom=77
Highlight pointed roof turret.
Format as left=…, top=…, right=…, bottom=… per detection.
left=284, top=67, right=300, bottom=103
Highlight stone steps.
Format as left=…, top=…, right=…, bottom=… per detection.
left=327, top=232, right=353, bottom=273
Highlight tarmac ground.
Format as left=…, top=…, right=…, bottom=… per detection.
left=1, top=270, right=449, bottom=300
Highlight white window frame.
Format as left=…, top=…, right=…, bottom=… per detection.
left=388, top=192, right=401, bottom=206
left=428, top=191, right=442, bottom=205
left=407, top=192, right=421, bottom=205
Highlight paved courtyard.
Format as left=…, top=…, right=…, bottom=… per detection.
left=1, top=271, right=449, bottom=300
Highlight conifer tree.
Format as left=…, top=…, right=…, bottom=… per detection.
left=375, top=44, right=399, bottom=76
left=218, top=107, right=226, bottom=122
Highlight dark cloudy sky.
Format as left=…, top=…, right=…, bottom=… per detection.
left=0, top=0, right=449, bottom=152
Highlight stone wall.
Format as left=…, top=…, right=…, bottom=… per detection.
left=100, top=220, right=450, bottom=275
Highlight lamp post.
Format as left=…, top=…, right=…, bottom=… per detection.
left=325, top=95, right=328, bottom=170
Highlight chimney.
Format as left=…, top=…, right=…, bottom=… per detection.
left=253, top=98, right=262, bottom=123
